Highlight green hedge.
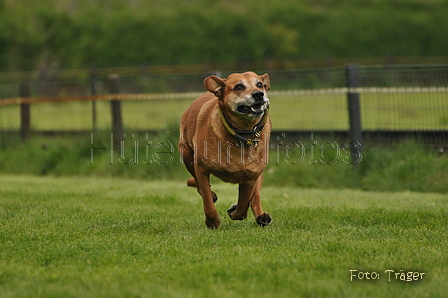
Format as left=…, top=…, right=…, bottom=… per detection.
left=1, top=0, right=448, bottom=70
left=1, top=131, right=447, bottom=193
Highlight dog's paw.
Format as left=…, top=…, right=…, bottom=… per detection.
left=256, top=212, right=272, bottom=227
left=205, top=213, right=220, bottom=229
left=211, top=191, right=218, bottom=203
left=227, top=204, right=237, bottom=220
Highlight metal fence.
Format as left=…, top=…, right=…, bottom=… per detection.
left=0, top=64, right=447, bottom=145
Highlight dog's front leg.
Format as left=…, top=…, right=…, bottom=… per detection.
left=227, top=180, right=256, bottom=221
left=249, top=174, right=272, bottom=227
left=249, top=174, right=264, bottom=218
left=194, top=168, right=220, bottom=229
left=227, top=175, right=272, bottom=226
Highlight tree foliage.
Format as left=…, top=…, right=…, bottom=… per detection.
left=1, top=0, right=447, bottom=71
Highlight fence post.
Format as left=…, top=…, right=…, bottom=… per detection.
left=19, top=82, right=31, bottom=140
left=109, top=74, right=123, bottom=151
left=345, top=64, right=363, bottom=164
left=90, top=69, right=97, bottom=132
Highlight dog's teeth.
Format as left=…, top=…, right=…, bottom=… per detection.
left=251, top=105, right=263, bottom=112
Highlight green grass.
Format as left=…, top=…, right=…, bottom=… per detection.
left=0, top=175, right=447, bottom=298
left=1, top=91, right=447, bottom=130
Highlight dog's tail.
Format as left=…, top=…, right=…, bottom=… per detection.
left=187, top=177, right=196, bottom=187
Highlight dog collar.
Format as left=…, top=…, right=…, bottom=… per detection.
left=218, top=108, right=269, bottom=148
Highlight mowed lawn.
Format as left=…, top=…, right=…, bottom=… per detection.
left=0, top=175, right=447, bottom=298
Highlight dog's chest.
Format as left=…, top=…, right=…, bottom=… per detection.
left=196, top=140, right=268, bottom=183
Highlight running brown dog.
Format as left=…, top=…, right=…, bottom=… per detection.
left=179, top=71, right=272, bottom=228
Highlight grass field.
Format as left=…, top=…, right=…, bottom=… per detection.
left=1, top=91, right=447, bottom=130
left=1, top=175, right=447, bottom=298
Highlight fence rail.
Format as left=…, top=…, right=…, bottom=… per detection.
left=1, top=64, right=447, bottom=146
left=2, top=87, right=448, bottom=107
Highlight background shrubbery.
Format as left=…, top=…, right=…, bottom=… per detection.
left=1, top=0, right=448, bottom=71
left=1, top=130, right=447, bottom=193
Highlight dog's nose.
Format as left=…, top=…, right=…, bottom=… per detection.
left=252, top=91, right=264, bottom=102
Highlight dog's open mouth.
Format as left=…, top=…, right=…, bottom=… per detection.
left=237, top=103, right=265, bottom=115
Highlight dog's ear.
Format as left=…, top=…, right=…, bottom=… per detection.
left=204, top=75, right=226, bottom=96
left=260, top=73, right=270, bottom=91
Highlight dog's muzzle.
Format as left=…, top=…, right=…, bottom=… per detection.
left=236, top=91, right=269, bottom=116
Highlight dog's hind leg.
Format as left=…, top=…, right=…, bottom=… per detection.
left=179, top=143, right=215, bottom=202
left=179, top=142, right=218, bottom=215
left=180, top=143, right=218, bottom=203
left=186, top=177, right=218, bottom=203
left=187, top=177, right=196, bottom=187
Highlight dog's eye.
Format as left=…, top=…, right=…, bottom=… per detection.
left=233, top=84, right=245, bottom=91
left=256, top=82, right=263, bottom=88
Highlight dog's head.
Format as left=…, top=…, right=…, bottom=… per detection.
left=204, top=71, right=270, bottom=120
